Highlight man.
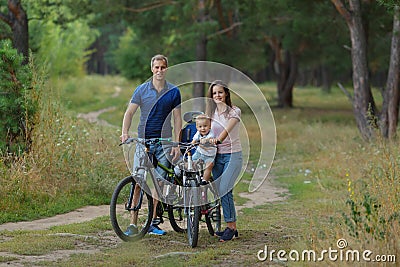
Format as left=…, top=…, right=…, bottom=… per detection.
left=120, top=54, right=182, bottom=235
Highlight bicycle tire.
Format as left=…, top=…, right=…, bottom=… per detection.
left=204, top=183, right=222, bottom=236
left=110, top=176, right=153, bottom=242
left=168, top=204, right=186, bottom=233
left=167, top=185, right=186, bottom=233
left=186, top=179, right=200, bottom=248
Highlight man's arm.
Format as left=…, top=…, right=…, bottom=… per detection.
left=172, top=107, right=182, bottom=142
left=171, top=107, right=182, bottom=161
left=121, top=103, right=139, bottom=142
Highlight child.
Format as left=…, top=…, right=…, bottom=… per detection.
left=191, top=114, right=217, bottom=184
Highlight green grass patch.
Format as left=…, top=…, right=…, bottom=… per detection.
left=0, top=231, right=76, bottom=255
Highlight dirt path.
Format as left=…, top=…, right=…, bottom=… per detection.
left=77, top=106, right=116, bottom=127
left=0, top=175, right=286, bottom=232
left=76, top=86, right=121, bottom=127
left=0, top=206, right=110, bottom=231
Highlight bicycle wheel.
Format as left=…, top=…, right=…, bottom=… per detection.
left=168, top=185, right=186, bottom=233
left=186, top=179, right=200, bottom=248
left=204, top=183, right=222, bottom=236
left=110, top=176, right=153, bottom=242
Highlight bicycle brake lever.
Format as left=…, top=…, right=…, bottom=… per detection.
left=119, top=137, right=134, bottom=146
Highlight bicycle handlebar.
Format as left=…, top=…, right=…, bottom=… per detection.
left=119, top=137, right=172, bottom=146
left=120, top=137, right=220, bottom=147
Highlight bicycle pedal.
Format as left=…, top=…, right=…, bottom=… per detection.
left=211, top=211, right=221, bottom=221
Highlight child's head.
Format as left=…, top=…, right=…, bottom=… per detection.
left=195, top=114, right=212, bottom=135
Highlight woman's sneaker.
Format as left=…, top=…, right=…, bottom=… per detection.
left=214, top=227, right=239, bottom=237
left=214, top=227, right=228, bottom=237
left=219, top=227, right=238, bottom=242
left=148, top=225, right=166, bottom=235
left=124, top=224, right=138, bottom=236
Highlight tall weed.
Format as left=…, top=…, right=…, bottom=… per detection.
left=0, top=76, right=124, bottom=223
left=307, top=134, right=400, bottom=263
left=342, top=138, right=399, bottom=243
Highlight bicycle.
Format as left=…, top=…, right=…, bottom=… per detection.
left=110, top=137, right=187, bottom=242
left=110, top=138, right=221, bottom=247
left=174, top=140, right=222, bottom=247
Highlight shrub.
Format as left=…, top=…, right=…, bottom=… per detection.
left=0, top=40, right=37, bottom=155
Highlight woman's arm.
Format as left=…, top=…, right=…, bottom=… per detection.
left=217, top=117, right=240, bottom=142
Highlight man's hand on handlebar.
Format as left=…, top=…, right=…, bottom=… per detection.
left=170, top=146, right=181, bottom=161
left=120, top=134, right=130, bottom=143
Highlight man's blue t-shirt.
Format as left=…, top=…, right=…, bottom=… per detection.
left=131, top=81, right=181, bottom=139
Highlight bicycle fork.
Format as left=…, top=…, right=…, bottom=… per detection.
left=125, top=168, right=147, bottom=212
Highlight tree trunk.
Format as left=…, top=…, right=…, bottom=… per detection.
left=8, top=0, right=29, bottom=64
left=350, top=0, right=377, bottom=140
left=381, top=5, right=400, bottom=139
left=331, top=0, right=376, bottom=140
left=193, top=0, right=207, bottom=112
left=271, top=45, right=297, bottom=108
left=320, top=65, right=332, bottom=93
left=87, top=39, right=109, bottom=74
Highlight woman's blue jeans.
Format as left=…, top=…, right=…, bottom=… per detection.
left=212, top=151, right=243, bottom=223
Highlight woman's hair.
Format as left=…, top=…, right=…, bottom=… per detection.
left=205, top=80, right=232, bottom=117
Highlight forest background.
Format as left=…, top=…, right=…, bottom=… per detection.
left=0, top=0, right=399, bottom=265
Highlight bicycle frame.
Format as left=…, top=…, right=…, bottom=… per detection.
left=125, top=138, right=180, bottom=203
left=112, top=137, right=221, bottom=246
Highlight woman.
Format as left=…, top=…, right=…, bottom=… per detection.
left=206, top=80, right=243, bottom=242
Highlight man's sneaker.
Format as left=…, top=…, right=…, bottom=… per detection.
left=148, top=225, right=166, bottom=235
left=124, top=224, right=138, bottom=236
left=219, top=227, right=238, bottom=242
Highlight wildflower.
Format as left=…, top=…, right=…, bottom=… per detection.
left=347, top=178, right=354, bottom=200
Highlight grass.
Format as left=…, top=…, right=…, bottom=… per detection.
left=0, top=76, right=126, bottom=223
left=0, top=75, right=399, bottom=266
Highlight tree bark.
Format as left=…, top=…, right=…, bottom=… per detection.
left=381, top=5, right=400, bottom=139
left=7, top=0, right=29, bottom=64
left=269, top=37, right=297, bottom=108
left=320, top=65, right=332, bottom=93
left=331, top=0, right=376, bottom=140
left=193, top=0, right=207, bottom=112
